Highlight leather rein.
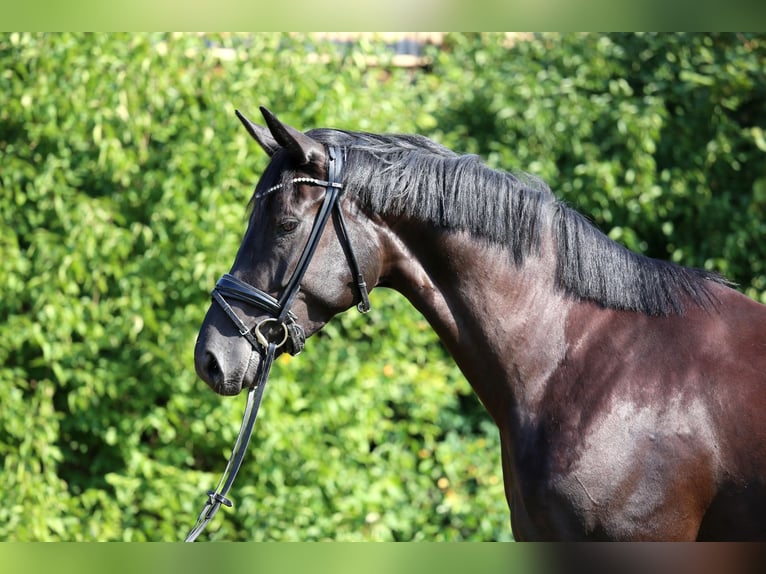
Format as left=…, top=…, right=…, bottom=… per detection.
left=185, top=145, right=370, bottom=541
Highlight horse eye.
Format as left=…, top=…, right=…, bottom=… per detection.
left=278, top=219, right=299, bottom=234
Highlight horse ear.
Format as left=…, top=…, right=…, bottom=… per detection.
left=259, top=106, right=325, bottom=167
left=235, top=109, right=279, bottom=156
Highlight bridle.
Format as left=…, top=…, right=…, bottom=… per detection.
left=211, top=145, right=370, bottom=356
left=185, top=145, right=370, bottom=542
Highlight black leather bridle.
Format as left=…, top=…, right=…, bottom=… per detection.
left=211, top=145, right=370, bottom=356
left=185, top=145, right=370, bottom=542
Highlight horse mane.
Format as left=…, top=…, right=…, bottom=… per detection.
left=307, top=128, right=728, bottom=316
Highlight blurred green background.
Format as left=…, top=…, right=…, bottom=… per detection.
left=1, top=33, right=765, bottom=541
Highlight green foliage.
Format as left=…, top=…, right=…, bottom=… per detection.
left=1, top=32, right=764, bottom=541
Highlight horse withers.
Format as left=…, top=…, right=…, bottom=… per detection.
left=194, top=107, right=766, bottom=540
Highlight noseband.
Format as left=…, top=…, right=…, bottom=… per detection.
left=185, top=145, right=370, bottom=542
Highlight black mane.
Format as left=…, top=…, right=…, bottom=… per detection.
left=307, top=128, right=727, bottom=316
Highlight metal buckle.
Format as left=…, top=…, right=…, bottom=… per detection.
left=206, top=490, right=233, bottom=510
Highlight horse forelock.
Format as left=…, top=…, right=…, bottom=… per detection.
left=302, top=128, right=728, bottom=316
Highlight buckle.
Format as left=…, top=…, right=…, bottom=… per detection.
left=206, top=490, right=233, bottom=510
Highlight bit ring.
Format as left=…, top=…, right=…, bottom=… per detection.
left=254, top=318, right=289, bottom=349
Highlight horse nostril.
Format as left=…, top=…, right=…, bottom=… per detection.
left=202, top=352, right=223, bottom=387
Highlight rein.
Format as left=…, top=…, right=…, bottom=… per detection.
left=184, top=145, right=370, bottom=542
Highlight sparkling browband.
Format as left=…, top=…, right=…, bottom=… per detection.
left=256, top=177, right=343, bottom=200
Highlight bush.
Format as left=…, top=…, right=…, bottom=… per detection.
left=1, top=32, right=764, bottom=541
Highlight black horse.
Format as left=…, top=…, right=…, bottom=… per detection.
left=194, top=107, right=766, bottom=540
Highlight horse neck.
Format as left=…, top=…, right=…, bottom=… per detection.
left=382, top=220, right=572, bottom=425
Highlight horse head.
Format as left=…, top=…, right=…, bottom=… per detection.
left=194, top=108, right=381, bottom=396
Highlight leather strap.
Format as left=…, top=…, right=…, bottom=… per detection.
left=215, top=274, right=286, bottom=318
left=333, top=205, right=371, bottom=313
left=184, top=341, right=277, bottom=542
left=277, top=184, right=341, bottom=320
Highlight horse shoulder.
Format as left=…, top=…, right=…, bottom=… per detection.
left=509, top=287, right=766, bottom=540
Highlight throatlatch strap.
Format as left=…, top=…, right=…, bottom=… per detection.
left=333, top=206, right=371, bottom=313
